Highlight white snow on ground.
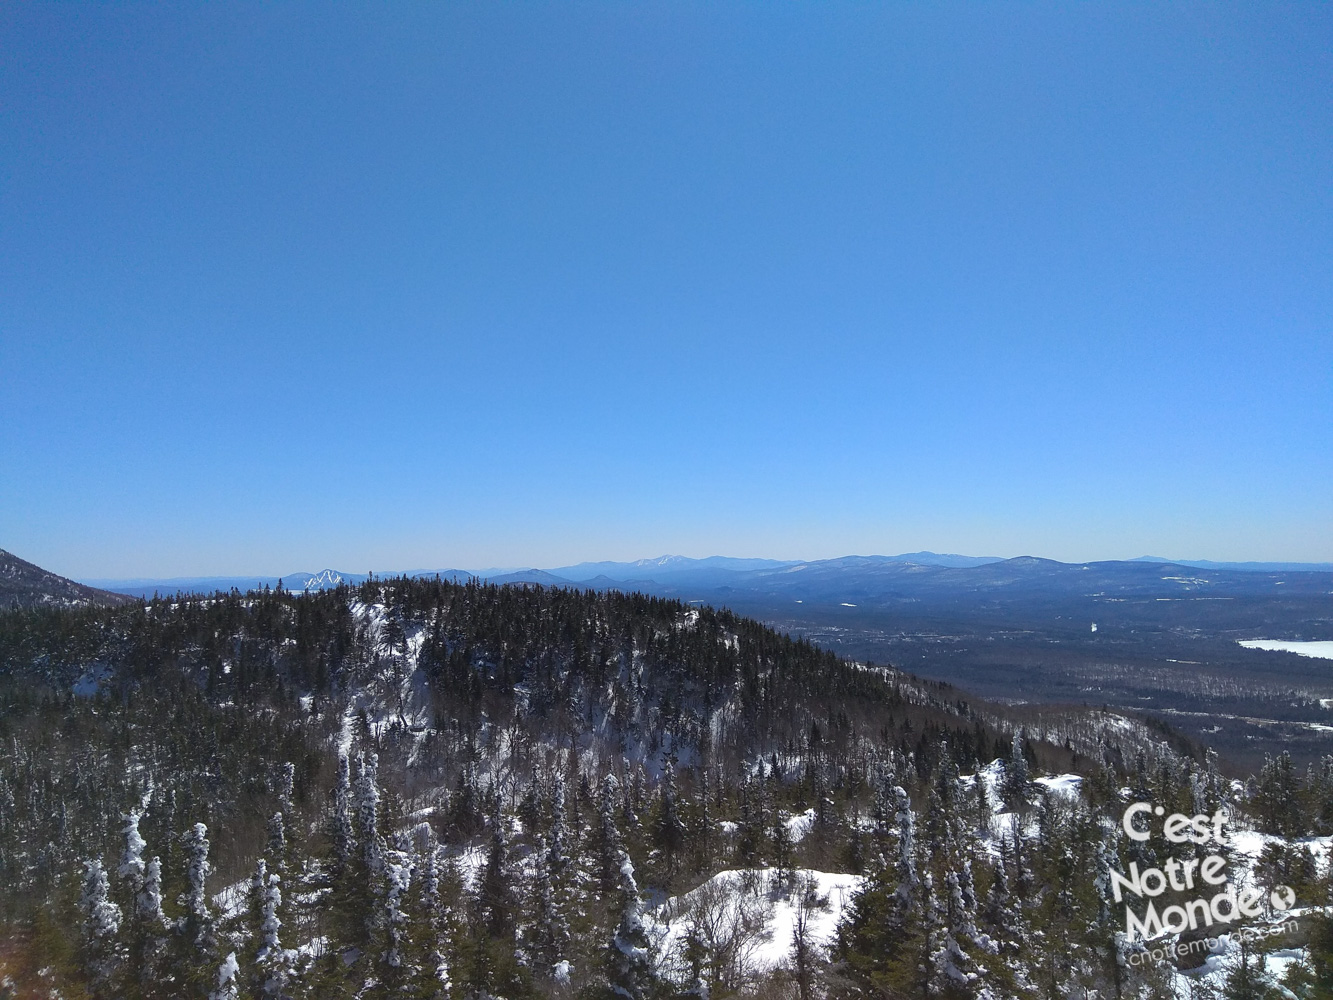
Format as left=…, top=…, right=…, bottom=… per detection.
left=650, top=868, right=862, bottom=982
left=784, top=809, right=815, bottom=844
left=1168, top=926, right=1309, bottom=998
left=1228, top=830, right=1333, bottom=871
left=963, top=761, right=1082, bottom=804
left=213, top=877, right=251, bottom=922
left=454, top=843, right=489, bottom=893
left=333, top=602, right=438, bottom=765
left=71, top=663, right=113, bottom=697
left=1033, top=773, right=1083, bottom=798
left=966, top=759, right=1005, bottom=805
left=1239, top=639, right=1333, bottom=660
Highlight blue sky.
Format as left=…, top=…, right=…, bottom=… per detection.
left=2, top=3, right=1330, bottom=577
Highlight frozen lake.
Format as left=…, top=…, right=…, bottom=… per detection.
left=1238, top=639, right=1333, bottom=660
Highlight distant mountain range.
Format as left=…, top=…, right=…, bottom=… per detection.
left=81, top=551, right=1002, bottom=597
left=75, top=550, right=1333, bottom=603
left=1133, top=556, right=1333, bottom=573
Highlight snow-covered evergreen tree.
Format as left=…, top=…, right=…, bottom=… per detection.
left=267, top=810, right=287, bottom=869
left=607, top=843, right=653, bottom=1000
left=139, top=854, right=169, bottom=927
left=931, top=868, right=981, bottom=993
left=250, top=859, right=291, bottom=997
left=179, top=822, right=216, bottom=956
left=116, top=801, right=170, bottom=978
left=79, top=857, right=122, bottom=983
left=355, top=751, right=384, bottom=876
left=917, top=870, right=946, bottom=997
left=547, top=773, right=572, bottom=882
left=478, top=799, right=516, bottom=938
left=891, top=785, right=918, bottom=928
left=128, top=852, right=172, bottom=979
left=119, top=804, right=147, bottom=888
left=418, top=842, right=448, bottom=986
left=277, top=761, right=296, bottom=816
left=381, top=846, right=413, bottom=976
left=333, top=751, right=355, bottom=868
left=983, top=852, right=1021, bottom=954
left=597, top=773, right=625, bottom=897
left=531, top=833, right=571, bottom=976
left=208, top=952, right=240, bottom=1000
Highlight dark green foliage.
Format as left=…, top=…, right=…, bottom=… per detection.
left=0, top=578, right=1298, bottom=1000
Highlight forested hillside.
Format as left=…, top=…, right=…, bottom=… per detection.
left=0, top=548, right=136, bottom=610
left=1, top=578, right=1330, bottom=999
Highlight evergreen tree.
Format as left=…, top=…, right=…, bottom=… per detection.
left=531, top=833, right=571, bottom=977
left=891, top=785, right=919, bottom=934
left=1252, top=751, right=1302, bottom=837
left=1002, top=731, right=1031, bottom=810
left=607, top=843, right=653, bottom=1000
left=119, top=803, right=148, bottom=890
left=772, top=809, right=796, bottom=885
left=356, top=752, right=385, bottom=878
left=1221, top=933, right=1276, bottom=1000
left=479, top=800, right=516, bottom=938
left=983, top=852, right=1020, bottom=953
left=119, top=803, right=169, bottom=982
left=417, top=843, right=447, bottom=987
left=178, top=823, right=217, bottom=962
left=137, top=855, right=171, bottom=971
left=208, top=953, right=240, bottom=1000
left=654, top=763, right=687, bottom=881
left=597, top=774, right=626, bottom=898
left=548, top=773, right=572, bottom=883
left=332, top=752, right=355, bottom=870
left=252, top=861, right=291, bottom=998
left=380, top=846, right=413, bottom=985
left=79, top=857, right=123, bottom=987
left=267, top=811, right=288, bottom=872
left=929, top=869, right=980, bottom=997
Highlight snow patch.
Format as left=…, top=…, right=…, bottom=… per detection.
left=651, top=868, right=861, bottom=984
left=1238, top=639, right=1333, bottom=661
left=1033, top=773, right=1083, bottom=799
left=72, top=663, right=113, bottom=697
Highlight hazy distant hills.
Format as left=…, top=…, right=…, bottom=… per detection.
left=551, top=554, right=802, bottom=579
left=697, top=553, right=1333, bottom=604
left=87, top=567, right=474, bottom=598
left=83, top=550, right=1333, bottom=603
left=86, top=552, right=988, bottom=596
left=0, top=548, right=136, bottom=609
left=1134, top=555, right=1333, bottom=573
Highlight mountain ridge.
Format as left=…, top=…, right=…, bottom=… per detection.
left=0, top=547, right=137, bottom=609
left=85, top=548, right=1333, bottom=597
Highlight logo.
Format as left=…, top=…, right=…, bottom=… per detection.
left=1109, top=802, right=1293, bottom=940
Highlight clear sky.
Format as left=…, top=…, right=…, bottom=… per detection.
left=2, top=3, right=1330, bottom=578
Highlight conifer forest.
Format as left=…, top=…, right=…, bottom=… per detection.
left=2, top=578, right=1332, bottom=999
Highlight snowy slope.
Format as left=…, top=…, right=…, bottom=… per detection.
left=650, top=868, right=862, bottom=985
